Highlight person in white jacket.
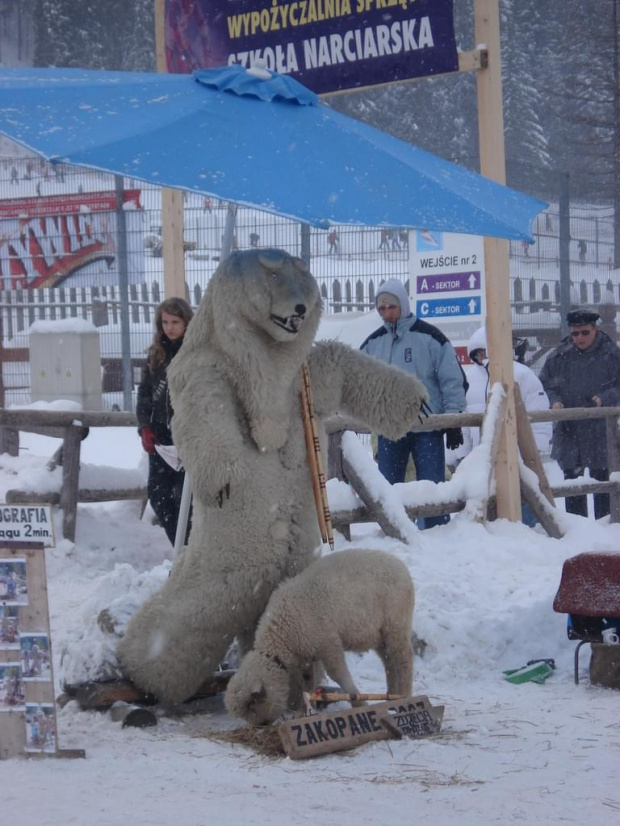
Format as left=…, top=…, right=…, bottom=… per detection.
left=459, top=328, right=552, bottom=526
left=461, top=327, right=552, bottom=454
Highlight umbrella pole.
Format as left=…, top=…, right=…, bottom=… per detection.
left=300, top=362, right=334, bottom=550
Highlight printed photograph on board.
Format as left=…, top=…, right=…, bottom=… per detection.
left=0, top=605, right=20, bottom=648
left=0, top=663, right=25, bottom=710
left=0, top=558, right=28, bottom=605
left=25, top=703, right=56, bottom=753
left=20, top=633, right=51, bottom=681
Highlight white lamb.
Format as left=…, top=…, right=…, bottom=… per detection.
left=224, top=549, right=415, bottom=725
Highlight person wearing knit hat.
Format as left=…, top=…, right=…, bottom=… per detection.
left=540, top=307, right=620, bottom=519
left=360, top=278, right=467, bottom=530
left=464, top=326, right=552, bottom=527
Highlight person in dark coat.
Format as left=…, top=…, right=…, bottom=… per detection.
left=540, top=309, right=620, bottom=519
left=137, top=297, right=194, bottom=546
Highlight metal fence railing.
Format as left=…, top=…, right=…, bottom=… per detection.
left=0, top=155, right=617, bottom=407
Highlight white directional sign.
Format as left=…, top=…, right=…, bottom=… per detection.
left=417, top=296, right=482, bottom=319
left=409, top=230, right=486, bottom=362
left=0, top=505, right=54, bottom=545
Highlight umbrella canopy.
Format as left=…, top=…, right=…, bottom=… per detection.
left=0, top=65, right=544, bottom=240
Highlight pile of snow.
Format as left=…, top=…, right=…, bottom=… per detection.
left=0, top=430, right=617, bottom=825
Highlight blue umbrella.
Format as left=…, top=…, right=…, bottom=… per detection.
left=0, top=65, right=544, bottom=240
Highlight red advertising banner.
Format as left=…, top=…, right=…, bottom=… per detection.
left=0, top=190, right=143, bottom=289
left=164, top=0, right=459, bottom=95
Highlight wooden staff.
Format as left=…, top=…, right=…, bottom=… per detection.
left=308, top=691, right=406, bottom=703
left=300, top=362, right=334, bottom=549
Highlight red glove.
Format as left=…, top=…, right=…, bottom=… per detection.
left=140, top=426, right=157, bottom=454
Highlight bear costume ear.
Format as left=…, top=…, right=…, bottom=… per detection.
left=258, top=250, right=308, bottom=273
left=258, top=250, right=288, bottom=271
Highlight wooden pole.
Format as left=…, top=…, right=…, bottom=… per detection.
left=300, top=363, right=334, bottom=549
left=341, top=452, right=413, bottom=544
left=59, top=426, right=82, bottom=542
left=474, top=0, right=521, bottom=521
left=606, top=416, right=620, bottom=522
left=308, top=691, right=406, bottom=703
left=514, top=385, right=555, bottom=507
left=155, top=0, right=186, bottom=299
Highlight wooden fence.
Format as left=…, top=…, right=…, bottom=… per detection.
left=1, top=404, right=618, bottom=543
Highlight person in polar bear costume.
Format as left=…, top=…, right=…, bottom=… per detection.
left=118, top=249, right=427, bottom=704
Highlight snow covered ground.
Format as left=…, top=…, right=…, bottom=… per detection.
left=1, top=426, right=619, bottom=826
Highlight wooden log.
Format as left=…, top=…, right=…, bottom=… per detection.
left=324, top=406, right=620, bottom=437
left=606, top=416, right=620, bottom=523
left=6, top=487, right=147, bottom=505
left=6, top=490, right=62, bottom=505
left=324, top=412, right=486, bottom=435
left=75, top=681, right=156, bottom=710
left=341, top=452, right=413, bottom=543
left=0, top=426, right=19, bottom=456
left=480, top=387, right=508, bottom=523
left=530, top=406, right=620, bottom=423
left=519, top=469, right=564, bottom=539
left=0, top=409, right=138, bottom=428
left=550, top=480, right=620, bottom=497
left=59, top=426, right=82, bottom=542
left=27, top=748, right=86, bottom=760
left=514, top=385, right=555, bottom=507
left=74, top=671, right=235, bottom=710
left=329, top=482, right=620, bottom=535
left=1, top=406, right=618, bottom=440
left=327, top=429, right=351, bottom=539
left=16, top=426, right=67, bottom=439
left=309, top=691, right=406, bottom=703
left=327, top=429, right=346, bottom=482
left=46, top=445, right=64, bottom=471
left=330, top=500, right=467, bottom=531
left=2, top=406, right=618, bottom=442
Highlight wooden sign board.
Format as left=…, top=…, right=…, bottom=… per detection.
left=375, top=695, right=445, bottom=740
left=278, top=695, right=444, bottom=760
left=0, top=542, right=84, bottom=759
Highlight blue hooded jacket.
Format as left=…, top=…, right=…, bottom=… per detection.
left=360, top=278, right=466, bottom=416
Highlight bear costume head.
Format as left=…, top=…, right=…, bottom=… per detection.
left=184, top=248, right=321, bottom=353
left=175, top=249, right=322, bottom=454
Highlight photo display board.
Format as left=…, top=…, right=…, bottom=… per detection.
left=0, top=541, right=83, bottom=759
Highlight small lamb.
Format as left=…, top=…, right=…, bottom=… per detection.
left=224, top=549, right=414, bottom=725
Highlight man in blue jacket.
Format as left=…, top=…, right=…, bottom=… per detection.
left=361, top=278, right=467, bottom=529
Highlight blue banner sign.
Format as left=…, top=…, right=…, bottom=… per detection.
left=416, top=296, right=482, bottom=319
left=164, top=0, right=459, bottom=95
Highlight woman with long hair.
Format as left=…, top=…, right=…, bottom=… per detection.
left=137, top=297, right=194, bottom=547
